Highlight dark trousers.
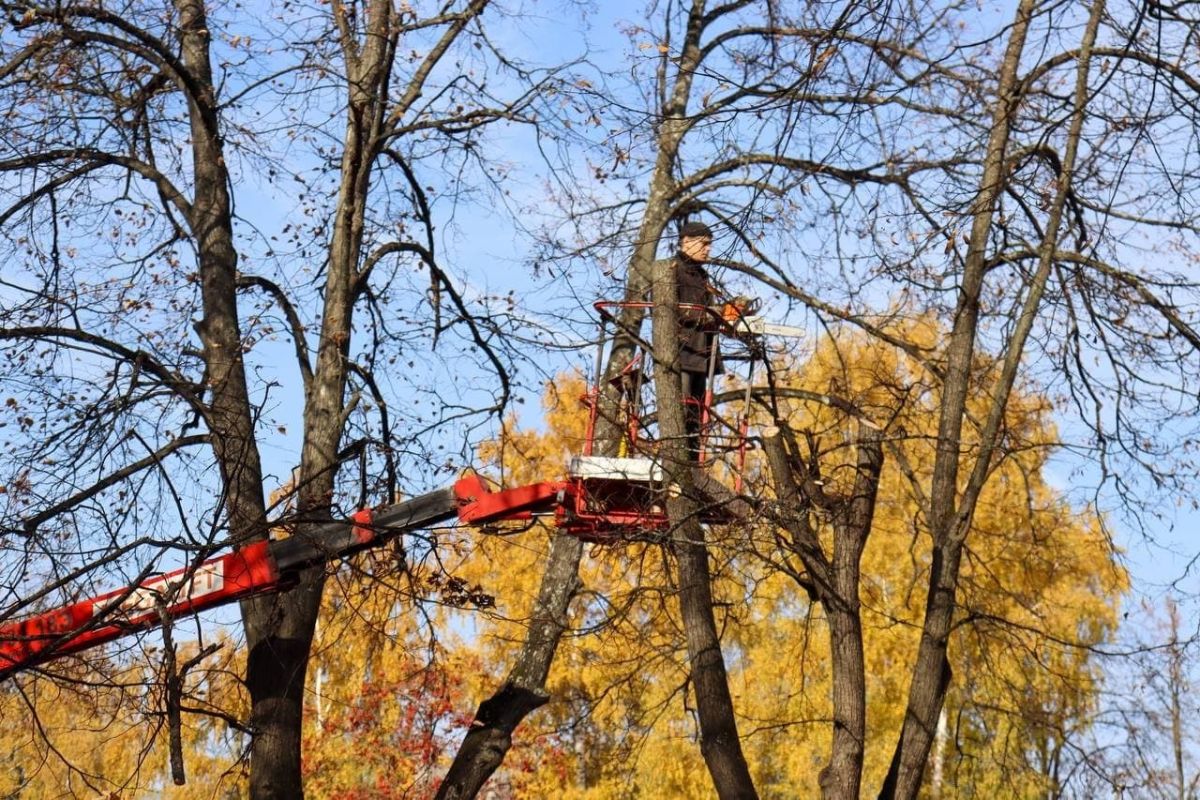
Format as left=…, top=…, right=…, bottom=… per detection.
left=682, top=370, right=707, bottom=461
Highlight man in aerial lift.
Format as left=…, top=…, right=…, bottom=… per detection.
left=669, top=220, right=754, bottom=459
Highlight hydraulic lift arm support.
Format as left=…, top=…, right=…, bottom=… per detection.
left=0, top=476, right=566, bottom=679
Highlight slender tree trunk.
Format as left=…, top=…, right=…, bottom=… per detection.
left=1167, top=600, right=1187, bottom=800
left=436, top=183, right=675, bottom=800
left=434, top=533, right=583, bottom=799
left=879, top=2, right=1103, bottom=796
left=876, top=0, right=1035, bottom=789
left=437, top=4, right=733, bottom=796
left=175, top=0, right=266, bottom=545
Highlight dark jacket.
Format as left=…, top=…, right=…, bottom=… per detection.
left=673, top=255, right=723, bottom=375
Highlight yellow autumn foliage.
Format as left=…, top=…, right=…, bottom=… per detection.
left=0, top=636, right=247, bottom=798
left=427, top=318, right=1126, bottom=798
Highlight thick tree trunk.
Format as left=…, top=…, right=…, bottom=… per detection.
left=638, top=3, right=760, bottom=796
left=763, top=423, right=882, bottom=800
left=241, top=4, right=395, bottom=795
left=820, top=426, right=881, bottom=800
left=177, top=0, right=283, bottom=787
left=822, top=602, right=866, bottom=800
left=176, top=0, right=314, bottom=795
left=674, top=528, right=758, bottom=800
left=241, top=583, right=323, bottom=800
left=653, top=250, right=757, bottom=800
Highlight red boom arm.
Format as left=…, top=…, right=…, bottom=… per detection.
left=0, top=541, right=279, bottom=677
left=0, top=476, right=574, bottom=679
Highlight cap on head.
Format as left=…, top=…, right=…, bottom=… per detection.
left=679, top=221, right=713, bottom=240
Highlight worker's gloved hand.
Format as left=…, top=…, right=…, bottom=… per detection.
left=733, top=295, right=759, bottom=313
left=721, top=295, right=760, bottom=322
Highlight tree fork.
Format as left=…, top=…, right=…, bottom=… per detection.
left=763, top=422, right=883, bottom=800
